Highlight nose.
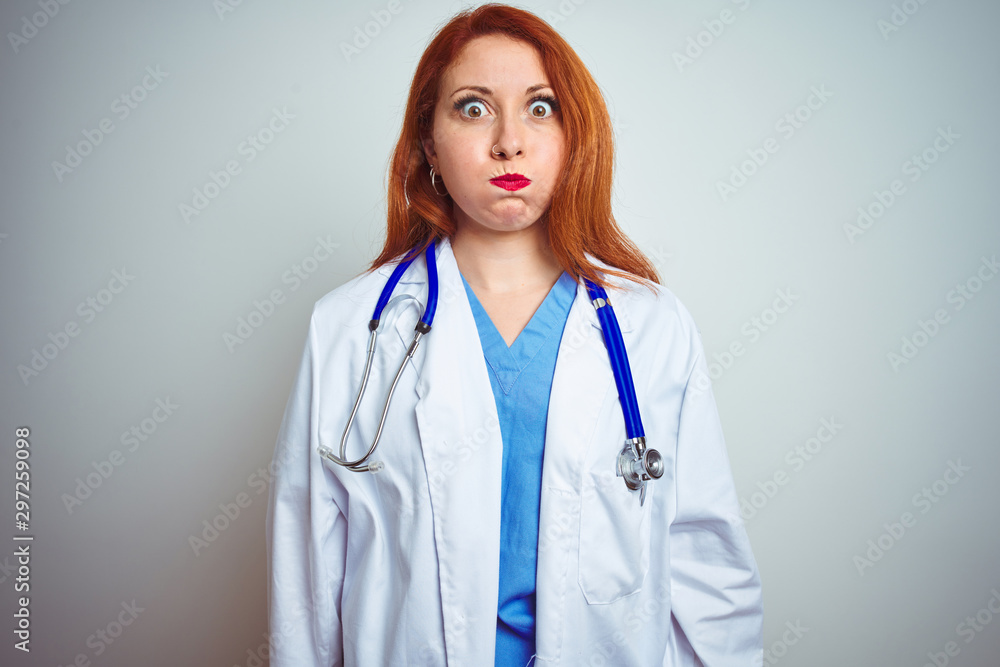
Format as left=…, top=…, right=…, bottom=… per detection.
left=491, top=113, right=525, bottom=159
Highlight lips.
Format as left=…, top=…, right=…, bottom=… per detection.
left=490, top=173, right=531, bottom=191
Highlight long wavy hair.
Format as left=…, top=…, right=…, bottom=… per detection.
left=368, top=3, right=660, bottom=290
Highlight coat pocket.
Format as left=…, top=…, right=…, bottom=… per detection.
left=578, top=469, right=652, bottom=604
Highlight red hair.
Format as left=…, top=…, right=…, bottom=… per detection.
left=369, top=2, right=660, bottom=290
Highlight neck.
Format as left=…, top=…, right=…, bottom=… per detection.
left=450, top=219, right=563, bottom=296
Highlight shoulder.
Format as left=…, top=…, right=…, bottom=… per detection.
left=309, top=251, right=415, bottom=323
left=585, top=254, right=701, bottom=343
left=298, top=260, right=412, bottom=367
left=602, top=273, right=707, bottom=382
left=312, top=267, right=381, bottom=319
left=301, top=258, right=408, bottom=345
left=604, top=273, right=702, bottom=344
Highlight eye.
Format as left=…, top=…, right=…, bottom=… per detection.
left=454, top=94, right=487, bottom=119
left=528, top=95, right=559, bottom=118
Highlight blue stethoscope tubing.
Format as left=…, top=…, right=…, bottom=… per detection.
left=372, top=242, right=439, bottom=329
left=583, top=281, right=644, bottom=441
left=320, top=239, right=663, bottom=502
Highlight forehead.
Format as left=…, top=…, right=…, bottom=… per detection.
left=441, top=35, right=546, bottom=85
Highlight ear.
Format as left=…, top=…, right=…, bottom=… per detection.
left=421, top=134, right=436, bottom=165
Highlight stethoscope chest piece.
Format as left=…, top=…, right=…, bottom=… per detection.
left=616, top=437, right=664, bottom=506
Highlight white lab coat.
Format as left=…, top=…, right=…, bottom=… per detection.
left=266, top=236, right=762, bottom=666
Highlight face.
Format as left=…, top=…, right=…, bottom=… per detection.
left=422, top=35, right=566, bottom=236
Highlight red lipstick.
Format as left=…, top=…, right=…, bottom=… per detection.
left=490, top=173, right=530, bottom=191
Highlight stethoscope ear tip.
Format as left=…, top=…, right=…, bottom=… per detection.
left=319, top=445, right=385, bottom=475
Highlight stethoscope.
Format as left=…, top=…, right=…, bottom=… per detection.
left=318, top=239, right=664, bottom=504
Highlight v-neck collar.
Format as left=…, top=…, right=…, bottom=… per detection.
left=460, top=271, right=577, bottom=394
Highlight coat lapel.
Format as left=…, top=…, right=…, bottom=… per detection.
left=389, top=238, right=505, bottom=664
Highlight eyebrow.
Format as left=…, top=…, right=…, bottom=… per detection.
left=449, top=84, right=552, bottom=98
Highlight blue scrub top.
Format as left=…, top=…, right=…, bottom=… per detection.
left=459, top=270, right=578, bottom=667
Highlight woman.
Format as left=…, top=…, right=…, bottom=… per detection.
left=266, top=4, right=762, bottom=666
